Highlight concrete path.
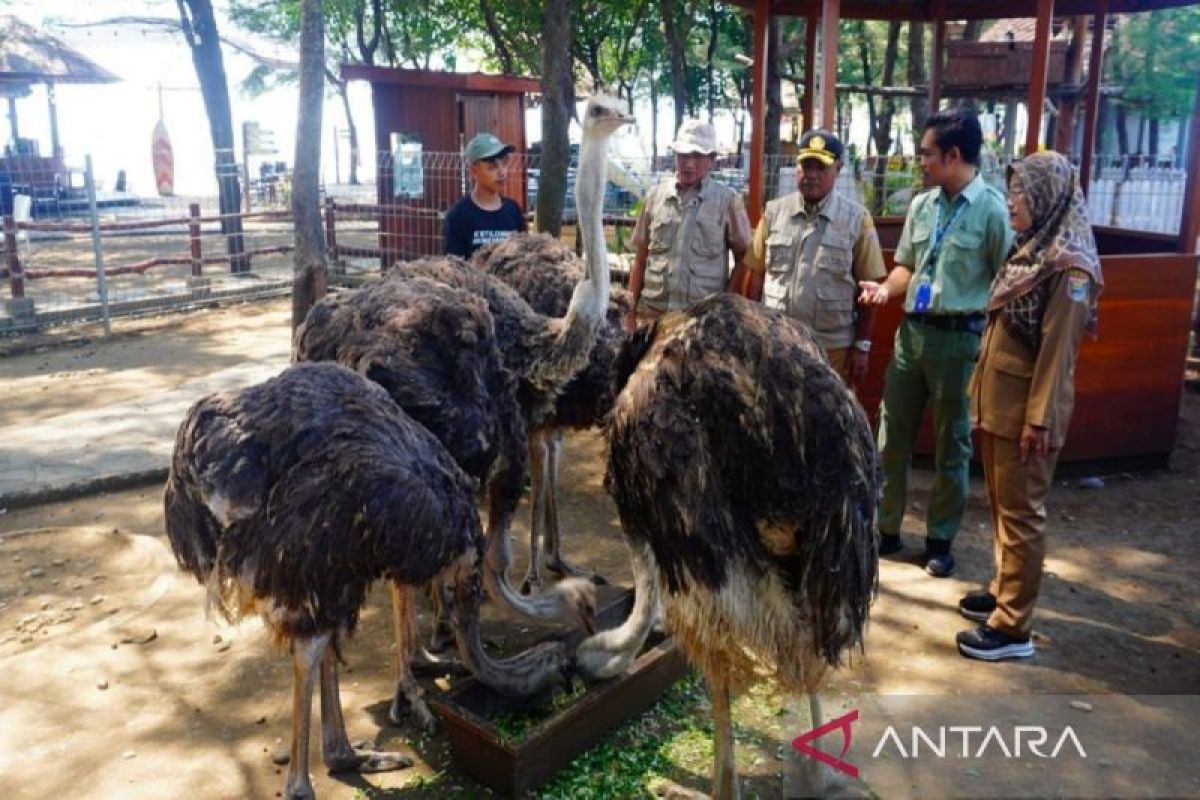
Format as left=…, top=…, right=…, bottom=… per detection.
left=0, top=354, right=288, bottom=509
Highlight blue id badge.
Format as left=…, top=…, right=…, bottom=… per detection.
left=913, top=278, right=932, bottom=312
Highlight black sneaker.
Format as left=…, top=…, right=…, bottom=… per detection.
left=956, top=625, right=1035, bottom=661
left=958, top=590, right=997, bottom=622
left=925, top=552, right=955, bottom=577
left=879, top=532, right=903, bottom=555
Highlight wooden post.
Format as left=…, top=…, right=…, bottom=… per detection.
left=1179, top=69, right=1200, bottom=256
left=1025, top=0, right=1056, bottom=155
left=1079, top=8, right=1107, bottom=197
left=802, top=12, right=817, bottom=131
left=188, top=203, right=203, bottom=276
left=819, top=0, right=840, bottom=129
left=47, top=82, right=62, bottom=159
left=747, top=0, right=770, bottom=227
left=4, top=214, right=24, bottom=299
left=1053, top=16, right=1090, bottom=155
left=930, top=19, right=946, bottom=112
left=323, top=196, right=338, bottom=264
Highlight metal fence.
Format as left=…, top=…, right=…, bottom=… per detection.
left=1, top=148, right=1189, bottom=335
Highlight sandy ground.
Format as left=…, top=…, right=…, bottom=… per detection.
left=0, top=297, right=1198, bottom=799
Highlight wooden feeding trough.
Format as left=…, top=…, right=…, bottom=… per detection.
left=429, top=588, right=688, bottom=798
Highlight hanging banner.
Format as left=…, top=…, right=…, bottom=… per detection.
left=152, top=119, right=175, bottom=197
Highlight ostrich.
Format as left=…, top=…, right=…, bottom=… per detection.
left=576, top=293, right=880, bottom=799
left=473, top=232, right=631, bottom=592
left=164, top=363, right=571, bottom=800
left=293, top=277, right=594, bottom=725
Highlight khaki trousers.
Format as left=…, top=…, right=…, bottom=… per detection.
left=979, top=431, right=1059, bottom=638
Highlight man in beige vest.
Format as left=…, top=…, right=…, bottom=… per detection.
left=624, top=119, right=752, bottom=330
left=737, top=130, right=886, bottom=388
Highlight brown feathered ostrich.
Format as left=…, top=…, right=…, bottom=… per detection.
left=473, top=231, right=631, bottom=592
left=164, top=363, right=571, bottom=800
left=293, top=277, right=594, bottom=726
left=576, top=293, right=880, bottom=800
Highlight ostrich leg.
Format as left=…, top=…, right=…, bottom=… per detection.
left=520, top=430, right=550, bottom=595
left=283, top=633, right=329, bottom=800
left=387, top=584, right=439, bottom=732
left=543, top=429, right=607, bottom=585
left=426, top=579, right=456, bottom=654
left=321, top=633, right=412, bottom=775
left=709, top=666, right=741, bottom=800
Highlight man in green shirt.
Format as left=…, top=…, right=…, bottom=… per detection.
left=859, top=107, right=1012, bottom=577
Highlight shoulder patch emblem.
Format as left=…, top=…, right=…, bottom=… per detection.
left=1067, top=274, right=1090, bottom=304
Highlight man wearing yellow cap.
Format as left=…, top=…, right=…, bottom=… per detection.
left=738, top=129, right=886, bottom=388
left=625, top=118, right=752, bottom=330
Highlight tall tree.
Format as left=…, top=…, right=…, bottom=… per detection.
left=292, top=0, right=327, bottom=330
left=907, top=21, right=929, bottom=151
left=175, top=0, right=246, bottom=271
left=537, top=0, right=573, bottom=236
left=661, top=0, right=692, bottom=133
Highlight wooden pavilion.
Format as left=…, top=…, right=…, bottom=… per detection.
left=732, top=0, right=1200, bottom=466
left=0, top=16, right=119, bottom=213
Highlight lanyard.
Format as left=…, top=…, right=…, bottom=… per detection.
left=921, top=196, right=968, bottom=276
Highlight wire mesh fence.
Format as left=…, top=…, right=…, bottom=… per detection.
left=1, top=147, right=1190, bottom=335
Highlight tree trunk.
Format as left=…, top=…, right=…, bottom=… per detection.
left=764, top=14, right=782, bottom=202
left=1149, top=117, right=1159, bottom=157
left=536, top=0, right=572, bottom=237
left=1115, top=104, right=1129, bottom=156
left=868, top=22, right=902, bottom=215
left=650, top=71, right=659, bottom=162
left=661, top=0, right=689, bottom=135
left=906, top=21, right=929, bottom=152
left=705, top=0, right=719, bottom=122
left=335, top=79, right=360, bottom=185
left=176, top=0, right=245, bottom=272
left=291, top=0, right=327, bottom=331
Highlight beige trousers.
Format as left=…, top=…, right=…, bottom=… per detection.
left=979, top=432, right=1059, bottom=638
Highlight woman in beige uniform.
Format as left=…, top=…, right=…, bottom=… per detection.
left=956, top=151, right=1103, bottom=661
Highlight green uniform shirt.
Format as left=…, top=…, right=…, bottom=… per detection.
left=894, top=173, right=1012, bottom=315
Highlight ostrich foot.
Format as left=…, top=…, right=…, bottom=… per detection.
left=411, top=647, right=468, bottom=676
left=387, top=684, right=440, bottom=734
left=545, top=555, right=608, bottom=586
left=325, top=739, right=412, bottom=774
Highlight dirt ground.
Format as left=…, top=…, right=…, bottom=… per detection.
left=1, top=297, right=1198, bottom=799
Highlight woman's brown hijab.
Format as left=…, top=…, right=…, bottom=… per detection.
left=988, top=151, right=1103, bottom=351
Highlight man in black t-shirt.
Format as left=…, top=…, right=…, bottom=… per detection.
left=444, top=132, right=528, bottom=258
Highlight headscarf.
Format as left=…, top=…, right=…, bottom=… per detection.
left=987, top=151, right=1103, bottom=351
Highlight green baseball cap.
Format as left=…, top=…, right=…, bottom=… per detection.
left=464, top=132, right=515, bottom=164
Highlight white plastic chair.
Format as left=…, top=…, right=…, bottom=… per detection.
left=12, top=193, right=31, bottom=246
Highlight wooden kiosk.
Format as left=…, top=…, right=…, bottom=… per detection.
left=341, top=66, right=539, bottom=262
left=734, top=0, right=1200, bottom=466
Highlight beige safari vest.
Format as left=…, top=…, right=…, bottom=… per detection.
left=640, top=177, right=737, bottom=312
left=760, top=191, right=866, bottom=349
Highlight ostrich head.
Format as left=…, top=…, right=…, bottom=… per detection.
left=567, top=94, right=633, bottom=334
left=581, top=93, right=634, bottom=139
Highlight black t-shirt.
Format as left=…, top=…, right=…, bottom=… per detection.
left=443, top=195, right=527, bottom=258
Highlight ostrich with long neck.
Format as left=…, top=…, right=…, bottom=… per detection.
left=164, top=363, right=571, bottom=800
left=376, top=94, right=632, bottom=578
left=473, top=232, right=630, bottom=591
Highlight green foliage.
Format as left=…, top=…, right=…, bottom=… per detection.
left=1106, top=9, right=1200, bottom=121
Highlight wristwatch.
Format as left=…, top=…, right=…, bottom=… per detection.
left=852, top=339, right=872, bottom=353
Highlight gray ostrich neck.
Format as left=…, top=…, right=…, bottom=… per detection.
left=530, top=128, right=612, bottom=393
left=572, top=132, right=611, bottom=320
